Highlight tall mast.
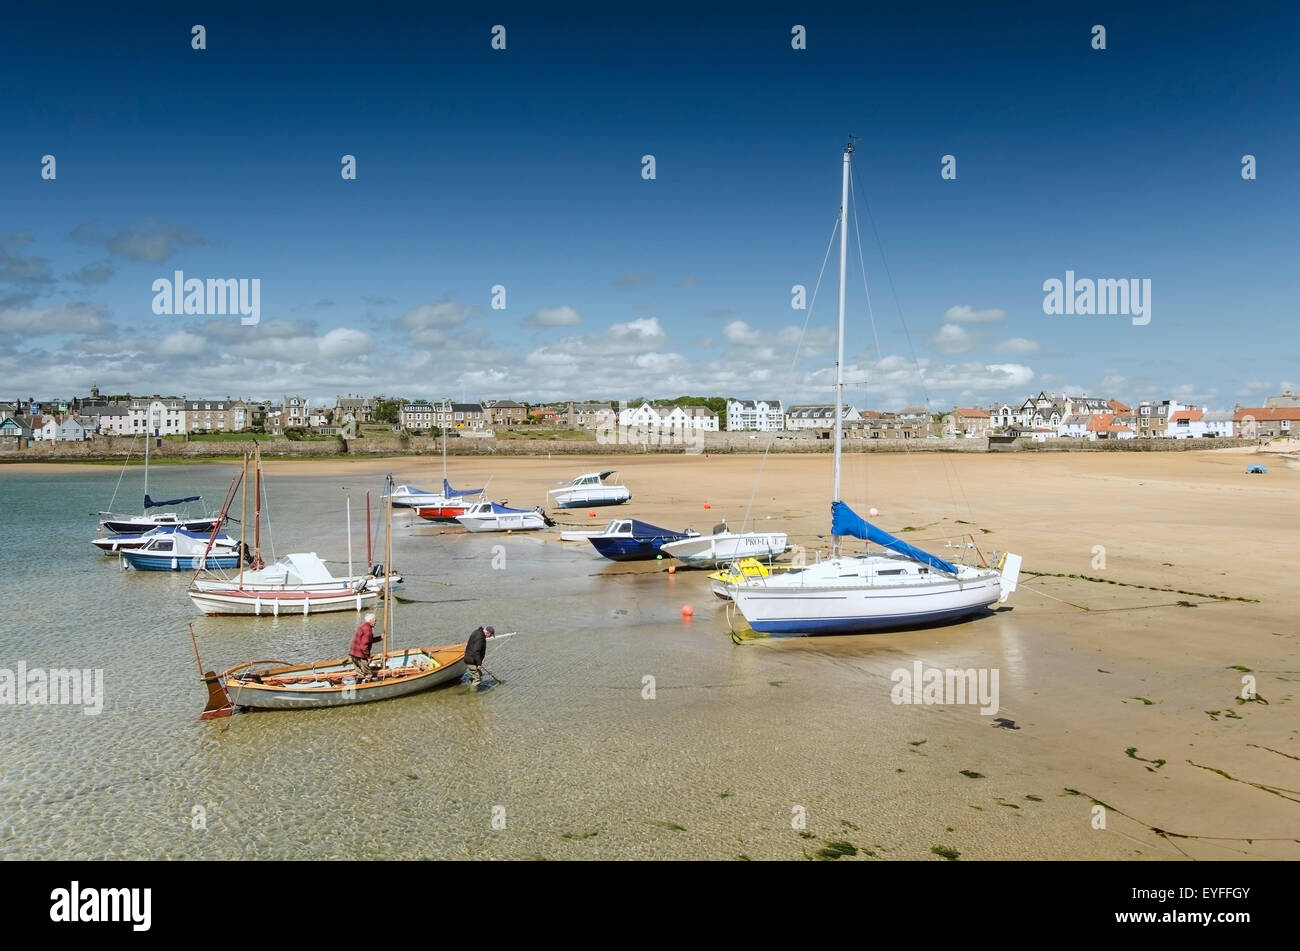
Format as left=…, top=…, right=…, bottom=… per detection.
left=252, top=443, right=263, bottom=569
left=832, top=138, right=854, bottom=556
left=345, top=494, right=353, bottom=579
left=238, top=450, right=248, bottom=586
left=383, top=475, right=393, bottom=664
left=144, top=419, right=150, bottom=504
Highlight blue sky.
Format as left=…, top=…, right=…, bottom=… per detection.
left=1, top=3, right=1295, bottom=412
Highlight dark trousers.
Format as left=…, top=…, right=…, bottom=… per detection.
left=350, top=655, right=372, bottom=679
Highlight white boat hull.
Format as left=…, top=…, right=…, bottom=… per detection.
left=456, top=512, right=547, bottom=532
left=730, top=556, right=1004, bottom=634
left=660, top=531, right=789, bottom=567
left=548, top=486, right=631, bottom=508
left=189, top=588, right=379, bottom=616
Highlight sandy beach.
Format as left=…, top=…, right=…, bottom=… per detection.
left=2, top=446, right=1296, bottom=860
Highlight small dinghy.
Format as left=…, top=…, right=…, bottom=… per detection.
left=587, top=518, right=696, bottom=561
left=199, top=645, right=468, bottom=715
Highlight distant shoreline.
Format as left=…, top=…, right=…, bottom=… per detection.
left=0, top=435, right=1287, bottom=473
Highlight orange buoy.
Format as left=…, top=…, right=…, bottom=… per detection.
left=667, top=565, right=676, bottom=574
left=703, top=502, right=711, bottom=509
left=681, top=604, right=694, bottom=617
left=589, top=510, right=597, bottom=517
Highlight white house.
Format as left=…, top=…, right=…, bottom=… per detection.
left=32, top=415, right=60, bottom=441
left=130, top=397, right=187, bottom=436
left=785, top=404, right=860, bottom=430
left=617, top=402, right=718, bottom=433
left=726, top=399, right=784, bottom=432
left=1165, top=409, right=1206, bottom=439
left=57, top=416, right=92, bottom=441
left=1202, top=411, right=1234, bottom=438
left=1058, top=414, right=1090, bottom=439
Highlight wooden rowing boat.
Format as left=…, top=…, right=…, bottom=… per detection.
left=199, top=644, right=466, bottom=716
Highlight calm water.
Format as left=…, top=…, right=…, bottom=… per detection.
left=0, top=464, right=1067, bottom=861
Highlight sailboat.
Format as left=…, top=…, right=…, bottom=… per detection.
left=191, top=474, right=469, bottom=716
left=187, top=445, right=399, bottom=616
left=727, top=141, right=1022, bottom=635
left=97, top=433, right=219, bottom=535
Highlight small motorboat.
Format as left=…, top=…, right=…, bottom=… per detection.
left=659, top=520, right=789, bottom=567
left=92, top=524, right=238, bottom=555
left=1246, top=464, right=1268, bottom=474
left=547, top=470, right=631, bottom=509
left=587, top=518, right=697, bottom=561
left=119, top=529, right=244, bottom=572
left=455, top=501, right=553, bottom=533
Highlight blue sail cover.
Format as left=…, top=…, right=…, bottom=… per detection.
left=444, top=478, right=484, bottom=498
left=144, top=493, right=201, bottom=509
left=831, top=500, right=959, bottom=575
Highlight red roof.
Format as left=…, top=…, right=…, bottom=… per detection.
left=1234, top=407, right=1300, bottom=422
left=955, top=407, right=990, bottom=418
left=1086, top=414, right=1114, bottom=432
left=1169, top=410, right=1203, bottom=422
left=1108, top=399, right=1131, bottom=413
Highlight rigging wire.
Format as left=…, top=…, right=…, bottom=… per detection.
left=739, top=214, right=841, bottom=533
left=106, top=434, right=137, bottom=513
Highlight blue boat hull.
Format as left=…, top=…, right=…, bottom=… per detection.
left=588, top=536, right=686, bottom=561
left=556, top=498, right=629, bottom=509
left=748, top=604, right=993, bottom=635
left=122, top=552, right=241, bottom=572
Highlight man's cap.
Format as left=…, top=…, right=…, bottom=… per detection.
left=484, top=625, right=495, bottom=635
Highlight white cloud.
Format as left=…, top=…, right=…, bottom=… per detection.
left=0, top=302, right=108, bottom=334
left=994, top=337, right=1040, bottom=353
left=608, top=316, right=664, bottom=341
left=944, top=305, right=1006, bottom=323
left=723, top=320, right=761, bottom=344
left=319, top=327, right=374, bottom=358
left=928, top=323, right=976, bottom=354
left=527, top=305, right=581, bottom=327
left=155, top=330, right=207, bottom=357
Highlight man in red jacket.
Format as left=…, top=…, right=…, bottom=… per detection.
left=349, top=612, right=381, bottom=680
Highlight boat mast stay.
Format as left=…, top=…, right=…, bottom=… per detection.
left=832, top=137, right=856, bottom=557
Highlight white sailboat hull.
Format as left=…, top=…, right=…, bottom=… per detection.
left=730, top=557, right=1003, bottom=635
left=660, top=531, right=789, bottom=567
left=189, top=588, right=380, bottom=616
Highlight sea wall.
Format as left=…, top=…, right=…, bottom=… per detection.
left=0, top=432, right=1259, bottom=461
